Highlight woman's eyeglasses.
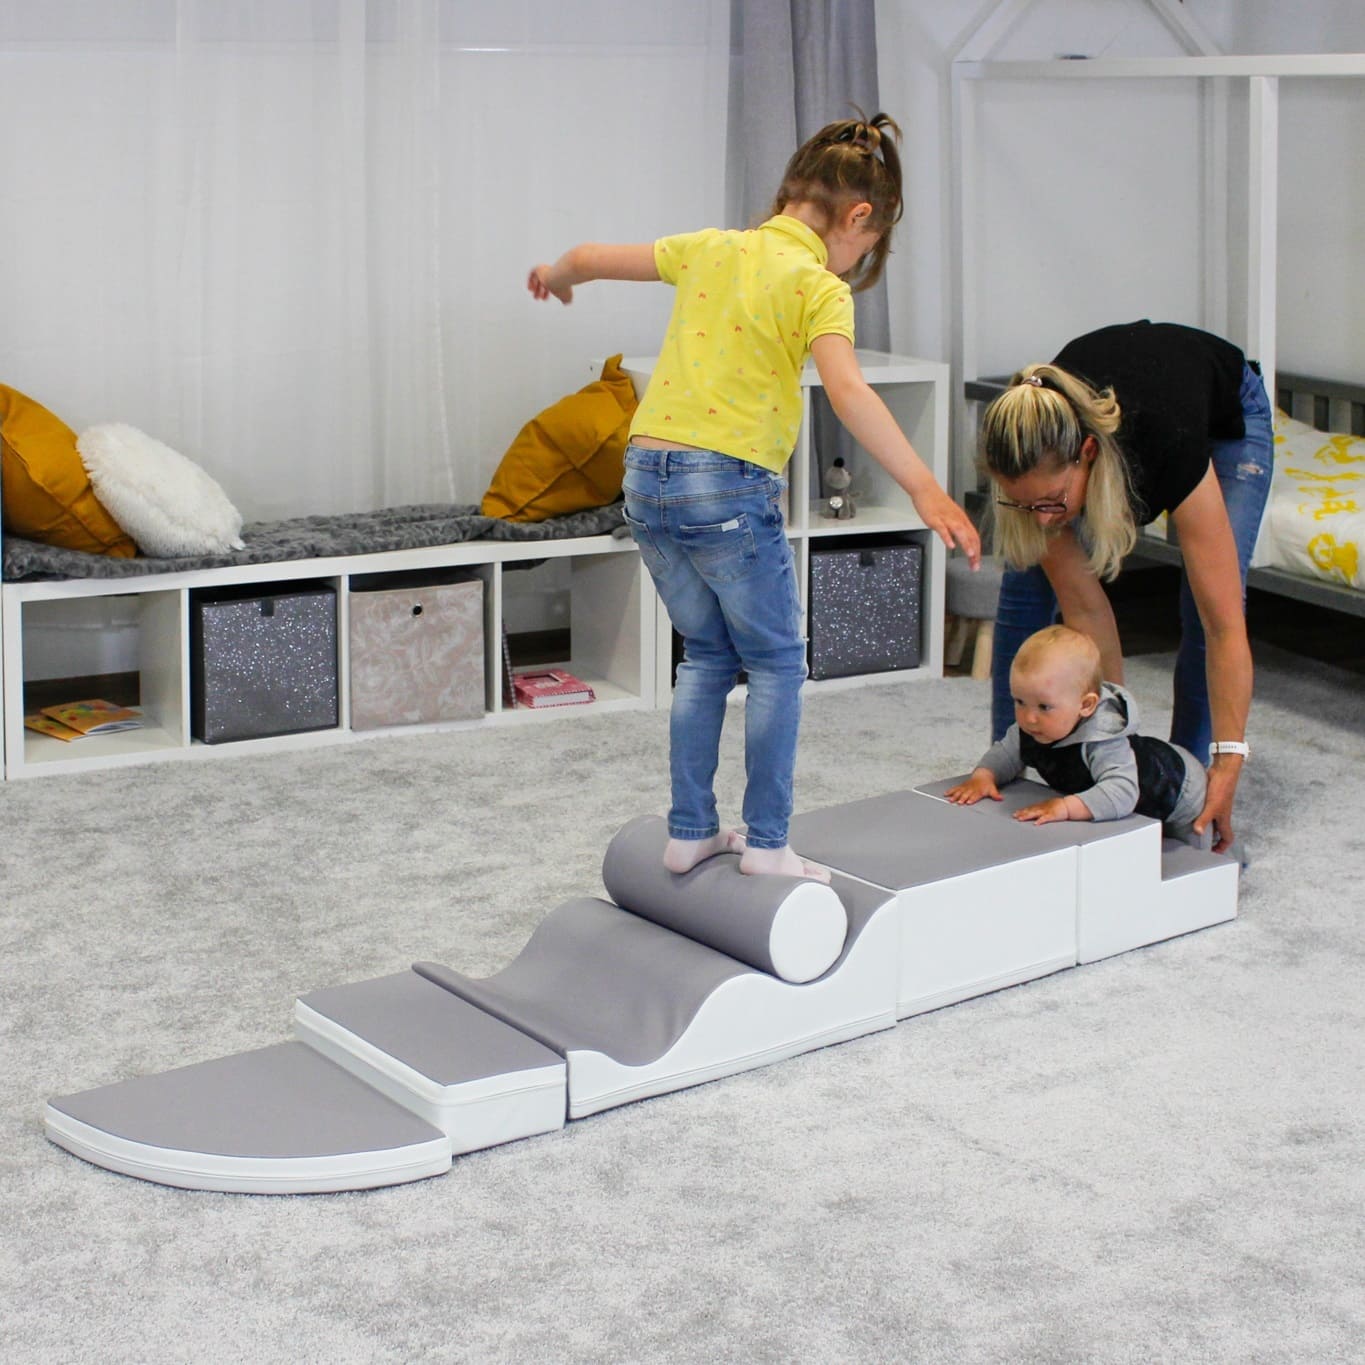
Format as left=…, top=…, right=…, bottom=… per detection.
left=995, top=459, right=1080, bottom=516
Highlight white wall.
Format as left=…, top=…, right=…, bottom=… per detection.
left=4, top=1, right=1362, bottom=522
left=0, top=0, right=729, bottom=519
left=435, top=2, right=729, bottom=489
left=876, top=0, right=1365, bottom=490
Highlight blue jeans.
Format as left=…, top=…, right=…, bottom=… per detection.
left=622, top=445, right=806, bottom=849
left=991, top=361, right=1274, bottom=758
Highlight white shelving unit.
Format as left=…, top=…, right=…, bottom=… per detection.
left=2, top=535, right=658, bottom=780
left=1, top=348, right=948, bottom=780
left=617, top=349, right=950, bottom=696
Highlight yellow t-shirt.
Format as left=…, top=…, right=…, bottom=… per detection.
left=629, top=215, right=855, bottom=473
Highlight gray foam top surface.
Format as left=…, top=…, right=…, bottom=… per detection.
left=298, top=971, right=564, bottom=1085
left=416, top=897, right=749, bottom=1067
left=789, top=787, right=1147, bottom=891
left=416, top=860, right=892, bottom=1068
left=914, top=777, right=1159, bottom=846
left=49, top=1042, right=444, bottom=1158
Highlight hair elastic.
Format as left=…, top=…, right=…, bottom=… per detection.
left=1023, top=375, right=1044, bottom=387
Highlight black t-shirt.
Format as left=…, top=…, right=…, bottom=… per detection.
left=1053, top=321, right=1247, bottom=524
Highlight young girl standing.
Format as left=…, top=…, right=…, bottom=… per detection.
left=529, top=114, right=980, bottom=879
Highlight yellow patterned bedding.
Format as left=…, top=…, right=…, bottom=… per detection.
left=1261, top=410, right=1364, bottom=589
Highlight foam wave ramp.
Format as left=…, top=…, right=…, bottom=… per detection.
left=46, top=786, right=1237, bottom=1193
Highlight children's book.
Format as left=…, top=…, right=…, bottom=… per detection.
left=24, top=713, right=84, bottom=742
left=38, top=698, right=143, bottom=736
left=511, top=669, right=595, bottom=709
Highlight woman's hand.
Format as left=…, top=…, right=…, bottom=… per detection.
left=1194, top=757, right=1242, bottom=853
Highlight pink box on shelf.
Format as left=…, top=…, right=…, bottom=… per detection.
left=348, top=572, right=485, bottom=731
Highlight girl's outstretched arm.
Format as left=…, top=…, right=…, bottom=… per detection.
left=528, top=244, right=659, bottom=305
left=810, top=334, right=981, bottom=567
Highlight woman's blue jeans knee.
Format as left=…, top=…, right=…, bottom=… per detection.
left=989, top=361, right=1273, bottom=751
left=622, top=445, right=807, bottom=850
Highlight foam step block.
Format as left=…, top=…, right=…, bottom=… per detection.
left=45, top=1042, right=451, bottom=1194
left=294, top=970, right=567, bottom=1154
left=416, top=871, right=897, bottom=1119
left=790, top=789, right=1081, bottom=1017
left=914, top=777, right=1238, bottom=963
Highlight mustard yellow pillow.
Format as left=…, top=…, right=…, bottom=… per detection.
left=480, top=355, right=638, bottom=522
left=1, top=384, right=136, bottom=557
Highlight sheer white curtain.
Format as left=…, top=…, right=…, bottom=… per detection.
left=0, top=0, right=731, bottom=520
left=1, top=0, right=452, bottom=520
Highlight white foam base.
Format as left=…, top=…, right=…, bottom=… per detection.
left=1077, top=823, right=1238, bottom=963
left=45, top=1105, right=451, bottom=1194
left=294, top=1000, right=566, bottom=1155
left=564, top=892, right=899, bottom=1117
left=890, top=847, right=1079, bottom=1017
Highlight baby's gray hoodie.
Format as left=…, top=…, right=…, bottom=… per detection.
left=977, top=681, right=1148, bottom=822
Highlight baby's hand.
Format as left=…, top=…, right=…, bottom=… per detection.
left=1014, top=796, right=1073, bottom=825
left=944, top=769, right=1001, bottom=805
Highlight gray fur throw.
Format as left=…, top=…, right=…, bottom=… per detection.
left=3, top=502, right=627, bottom=582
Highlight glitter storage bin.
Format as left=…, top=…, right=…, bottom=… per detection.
left=190, top=582, right=338, bottom=744
left=808, top=539, right=923, bottom=680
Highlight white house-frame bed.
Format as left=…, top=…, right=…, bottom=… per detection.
left=950, top=2, right=1365, bottom=621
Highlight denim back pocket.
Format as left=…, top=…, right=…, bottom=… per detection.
left=677, top=512, right=757, bottom=582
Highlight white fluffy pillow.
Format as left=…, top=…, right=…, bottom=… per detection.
left=77, top=423, right=245, bottom=557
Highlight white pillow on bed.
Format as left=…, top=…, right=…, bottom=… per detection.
left=1265, top=410, right=1364, bottom=589
left=76, top=423, right=245, bottom=557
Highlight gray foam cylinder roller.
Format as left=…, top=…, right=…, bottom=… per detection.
left=601, top=816, right=847, bottom=983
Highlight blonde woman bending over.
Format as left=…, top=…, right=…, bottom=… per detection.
left=979, top=321, right=1271, bottom=856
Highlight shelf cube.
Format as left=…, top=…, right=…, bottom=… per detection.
left=808, top=539, right=923, bottom=679
left=190, top=582, right=338, bottom=744
left=348, top=572, right=485, bottom=731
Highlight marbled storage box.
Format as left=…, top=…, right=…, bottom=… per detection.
left=348, top=573, right=485, bottom=731
left=808, top=541, right=923, bottom=680
left=190, top=583, right=338, bottom=744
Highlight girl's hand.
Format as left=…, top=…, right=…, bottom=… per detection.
left=911, top=483, right=982, bottom=568
left=944, top=770, right=1001, bottom=805
left=528, top=265, right=573, bottom=305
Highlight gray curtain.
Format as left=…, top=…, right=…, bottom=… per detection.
left=727, top=0, right=889, bottom=498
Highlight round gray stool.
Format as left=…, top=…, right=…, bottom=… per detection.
left=945, top=555, right=1004, bottom=680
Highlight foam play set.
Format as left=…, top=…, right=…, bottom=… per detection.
left=46, top=781, right=1237, bottom=1194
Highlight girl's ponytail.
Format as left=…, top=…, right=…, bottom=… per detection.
left=770, top=111, right=904, bottom=292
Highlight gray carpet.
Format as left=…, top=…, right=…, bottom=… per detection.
left=2, top=647, right=1362, bottom=1364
